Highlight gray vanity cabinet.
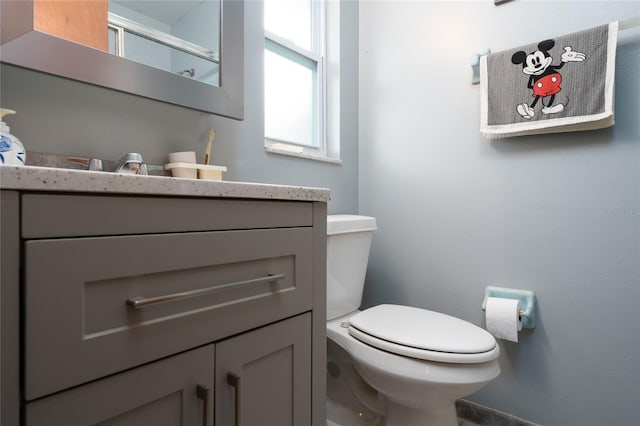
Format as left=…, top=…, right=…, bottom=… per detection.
left=26, top=344, right=216, bottom=426
left=0, top=190, right=327, bottom=426
left=26, top=314, right=312, bottom=426
left=215, top=313, right=312, bottom=426
left=24, top=226, right=313, bottom=400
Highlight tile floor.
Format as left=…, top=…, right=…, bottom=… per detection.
left=327, top=398, right=537, bottom=426
left=329, top=419, right=482, bottom=426
left=459, top=419, right=483, bottom=426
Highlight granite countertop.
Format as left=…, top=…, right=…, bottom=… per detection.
left=0, top=165, right=331, bottom=202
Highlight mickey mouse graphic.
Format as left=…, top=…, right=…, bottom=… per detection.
left=511, top=39, right=586, bottom=119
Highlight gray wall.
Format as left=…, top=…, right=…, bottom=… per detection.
left=0, top=1, right=359, bottom=214
left=3, top=0, right=639, bottom=424
left=359, top=2, right=639, bottom=425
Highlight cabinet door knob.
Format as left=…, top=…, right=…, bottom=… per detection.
left=227, top=373, right=241, bottom=426
left=196, top=384, right=211, bottom=426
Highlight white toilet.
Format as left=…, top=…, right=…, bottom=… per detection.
left=326, top=215, right=500, bottom=426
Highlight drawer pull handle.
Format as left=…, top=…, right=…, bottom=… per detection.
left=228, top=373, right=241, bottom=426
left=126, top=274, right=286, bottom=309
left=196, top=384, right=211, bottom=426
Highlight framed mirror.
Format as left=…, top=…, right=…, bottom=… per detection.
left=0, top=0, right=244, bottom=119
left=108, top=1, right=222, bottom=87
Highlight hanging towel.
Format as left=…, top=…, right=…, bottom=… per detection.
left=480, top=22, right=618, bottom=139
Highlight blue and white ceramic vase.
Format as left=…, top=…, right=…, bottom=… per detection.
left=0, top=109, right=26, bottom=166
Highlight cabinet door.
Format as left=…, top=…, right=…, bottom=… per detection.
left=215, top=313, right=311, bottom=426
left=26, top=344, right=215, bottom=426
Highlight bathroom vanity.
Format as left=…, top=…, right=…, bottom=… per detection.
left=0, top=166, right=329, bottom=425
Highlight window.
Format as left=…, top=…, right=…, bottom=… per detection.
left=264, top=0, right=340, bottom=162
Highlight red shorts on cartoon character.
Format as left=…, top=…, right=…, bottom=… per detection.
left=532, top=73, right=562, bottom=97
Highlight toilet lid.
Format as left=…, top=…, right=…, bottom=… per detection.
left=348, top=304, right=499, bottom=364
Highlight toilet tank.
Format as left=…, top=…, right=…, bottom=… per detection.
left=327, top=215, right=377, bottom=320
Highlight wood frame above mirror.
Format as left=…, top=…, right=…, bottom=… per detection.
left=0, top=0, right=244, bottom=120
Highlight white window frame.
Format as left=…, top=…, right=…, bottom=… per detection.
left=264, top=0, right=341, bottom=163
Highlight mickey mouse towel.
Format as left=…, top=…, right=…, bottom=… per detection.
left=480, top=22, right=618, bottom=139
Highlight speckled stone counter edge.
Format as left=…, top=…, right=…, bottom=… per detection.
left=0, top=165, right=331, bottom=202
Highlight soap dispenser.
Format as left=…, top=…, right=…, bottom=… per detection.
left=0, top=109, right=26, bottom=165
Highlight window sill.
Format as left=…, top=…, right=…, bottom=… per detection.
left=265, top=146, right=342, bottom=165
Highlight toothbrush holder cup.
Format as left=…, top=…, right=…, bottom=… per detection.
left=168, top=151, right=197, bottom=178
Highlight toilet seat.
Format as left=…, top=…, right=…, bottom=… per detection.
left=348, top=304, right=499, bottom=364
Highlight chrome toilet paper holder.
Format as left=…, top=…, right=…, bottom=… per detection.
left=481, top=286, right=536, bottom=329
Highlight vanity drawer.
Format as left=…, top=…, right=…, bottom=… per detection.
left=24, top=227, right=313, bottom=400
left=21, top=193, right=313, bottom=238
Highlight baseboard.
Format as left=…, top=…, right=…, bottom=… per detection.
left=456, top=399, right=541, bottom=426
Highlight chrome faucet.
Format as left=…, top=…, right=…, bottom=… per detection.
left=68, top=153, right=149, bottom=175
left=68, top=156, right=103, bottom=171
left=114, top=153, right=147, bottom=175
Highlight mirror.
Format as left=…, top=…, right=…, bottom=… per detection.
left=0, top=0, right=244, bottom=119
left=108, top=1, right=220, bottom=87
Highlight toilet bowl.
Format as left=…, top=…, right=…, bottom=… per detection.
left=326, top=215, right=500, bottom=426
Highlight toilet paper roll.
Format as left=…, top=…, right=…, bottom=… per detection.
left=485, top=297, right=523, bottom=342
